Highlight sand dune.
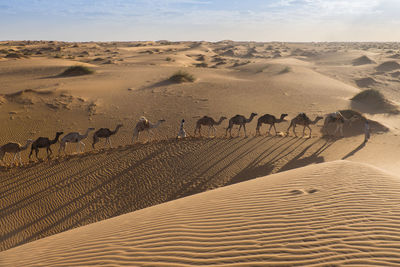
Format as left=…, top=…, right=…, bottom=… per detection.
left=376, top=61, right=400, bottom=72
left=355, top=77, right=378, bottom=88
left=352, top=55, right=376, bottom=66
left=0, top=131, right=397, bottom=252
left=2, top=161, right=400, bottom=266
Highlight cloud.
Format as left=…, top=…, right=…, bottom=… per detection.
left=0, top=0, right=399, bottom=41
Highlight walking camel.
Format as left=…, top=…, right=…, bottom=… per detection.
left=225, top=113, right=258, bottom=138
left=322, top=111, right=357, bottom=137
left=92, top=124, right=123, bottom=149
left=256, top=113, right=288, bottom=136
left=286, top=113, right=323, bottom=138
left=59, top=128, right=95, bottom=154
left=30, top=131, right=64, bottom=160
left=0, top=139, right=33, bottom=166
left=132, top=117, right=165, bottom=143
left=194, top=116, right=227, bottom=137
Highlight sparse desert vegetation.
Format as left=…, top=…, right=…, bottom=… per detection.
left=169, top=70, right=195, bottom=83
left=60, top=65, right=94, bottom=77
left=351, top=89, right=398, bottom=113
left=279, top=66, right=291, bottom=74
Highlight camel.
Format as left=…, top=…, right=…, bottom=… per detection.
left=322, top=111, right=356, bottom=137
left=30, top=131, right=64, bottom=160
left=256, top=113, right=288, bottom=136
left=194, top=116, right=227, bottom=137
left=225, top=113, right=258, bottom=138
left=132, top=117, right=165, bottom=143
left=286, top=113, right=323, bottom=138
left=92, top=124, right=123, bottom=149
left=59, top=128, right=95, bottom=154
left=0, top=139, right=33, bottom=166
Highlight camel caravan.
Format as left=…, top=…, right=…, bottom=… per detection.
left=0, top=111, right=369, bottom=166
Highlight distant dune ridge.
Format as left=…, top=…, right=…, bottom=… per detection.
left=355, top=77, right=378, bottom=88
left=352, top=55, right=375, bottom=66
left=376, top=61, right=400, bottom=72
left=2, top=161, right=400, bottom=266
left=351, top=89, right=399, bottom=114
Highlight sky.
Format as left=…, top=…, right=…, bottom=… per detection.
left=0, top=0, right=399, bottom=42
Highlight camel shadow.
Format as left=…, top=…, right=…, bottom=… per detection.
left=227, top=137, right=304, bottom=185
left=1, top=145, right=165, bottom=251
left=172, top=136, right=272, bottom=197
left=278, top=139, right=334, bottom=173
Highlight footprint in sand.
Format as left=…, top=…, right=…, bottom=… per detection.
left=290, top=188, right=318, bottom=195
left=289, top=189, right=305, bottom=195
left=307, top=188, right=318, bottom=194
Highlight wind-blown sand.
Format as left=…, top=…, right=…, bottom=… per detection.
left=1, top=41, right=400, bottom=264
left=2, top=161, right=400, bottom=266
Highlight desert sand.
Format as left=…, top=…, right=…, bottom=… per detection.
left=1, top=40, right=400, bottom=265
left=3, top=161, right=400, bottom=266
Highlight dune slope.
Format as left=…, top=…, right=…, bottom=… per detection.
left=2, top=161, right=400, bottom=266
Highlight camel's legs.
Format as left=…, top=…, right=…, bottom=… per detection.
left=287, top=123, right=295, bottom=137
left=292, top=124, right=297, bottom=137
left=207, top=126, right=215, bottom=137
left=35, top=148, right=39, bottom=160
left=108, top=138, right=112, bottom=148
left=307, top=126, right=312, bottom=138
left=268, top=124, right=273, bottom=135
left=13, top=153, right=17, bottom=165
left=323, top=124, right=329, bottom=136
left=133, top=131, right=140, bottom=143
left=92, top=136, right=99, bottom=149
left=226, top=126, right=231, bottom=137
left=273, top=124, right=278, bottom=135
left=18, top=152, right=22, bottom=165
left=59, top=142, right=67, bottom=154
left=136, top=132, right=140, bottom=143
left=212, top=126, right=217, bottom=137
left=338, top=124, right=343, bottom=137
left=79, top=141, right=85, bottom=153
left=144, top=129, right=154, bottom=142
left=243, top=124, right=247, bottom=137
left=104, top=138, right=108, bottom=148
left=238, top=125, right=242, bottom=137
left=198, top=125, right=202, bottom=137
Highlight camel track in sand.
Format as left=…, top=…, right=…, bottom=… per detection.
left=1, top=136, right=344, bottom=251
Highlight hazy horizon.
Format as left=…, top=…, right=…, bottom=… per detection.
left=1, top=0, right=400, bottom=42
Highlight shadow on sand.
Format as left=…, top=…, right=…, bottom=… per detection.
left=342, top=141, right=367, bottom=160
